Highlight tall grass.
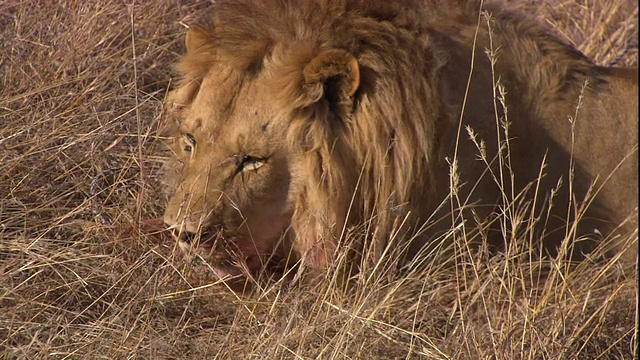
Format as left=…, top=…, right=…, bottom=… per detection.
left=0, top=1, right=636, bottom=359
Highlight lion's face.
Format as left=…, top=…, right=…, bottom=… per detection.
left=163, top=23, right=362, bottom=275
left=163, top=61, right=300, bottom=275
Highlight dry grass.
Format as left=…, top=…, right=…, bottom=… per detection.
left=0, top=1, right=637, bottom=359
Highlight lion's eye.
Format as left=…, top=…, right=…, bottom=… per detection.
left=183, top=133, right=196, bottom=154
left=237, top=155, right=265, bottom=172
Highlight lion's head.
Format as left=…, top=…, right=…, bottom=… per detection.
left=162, top=0, right=450, bottom=278
left=162, top=0, right=638, bottom=280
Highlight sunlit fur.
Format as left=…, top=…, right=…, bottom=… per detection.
left=162, top=0, right=638, bottom=277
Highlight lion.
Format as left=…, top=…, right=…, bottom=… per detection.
left=161, top=0, right=638, bottom=282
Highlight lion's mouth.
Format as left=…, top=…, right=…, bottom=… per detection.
left=169, top=227, right=276, bottom=279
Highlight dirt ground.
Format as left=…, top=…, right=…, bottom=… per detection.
left=1, top=1, right=637, bottom=359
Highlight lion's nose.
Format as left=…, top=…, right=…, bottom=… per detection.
left=163, top=210, right=202, bottom=234
left=162, top=210, right=179, bottom=230
left=163, top=201, right=199, bottom=233
left=164, top=184, right=219, bottom=234
left=164, top=191, right=204, bottom=233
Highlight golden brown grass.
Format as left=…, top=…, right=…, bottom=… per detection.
left=1, top=1, right=637, bottom=359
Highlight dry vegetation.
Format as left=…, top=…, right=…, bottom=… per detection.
left=0, top=1, right=637, bottom=359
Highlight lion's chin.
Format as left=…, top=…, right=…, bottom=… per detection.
left=208, top=255, right=274, bottom=293
left=210, top=264, right=244, bottom=281
left=212, top=255, right=264, bottom=278
left=177, top=237, right=268, bottom=269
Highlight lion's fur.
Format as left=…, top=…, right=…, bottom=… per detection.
left=162, top=0, right=638, bottom=277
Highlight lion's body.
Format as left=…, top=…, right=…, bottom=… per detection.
left=162, top=0, right=638, bottom=278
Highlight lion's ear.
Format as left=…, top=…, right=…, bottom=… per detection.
left=185, top=24, right=210, bottom=54
left=303, top=49, right=360, bottom=108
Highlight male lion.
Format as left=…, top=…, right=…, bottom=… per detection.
left=162, top=0, right=638, bottom=281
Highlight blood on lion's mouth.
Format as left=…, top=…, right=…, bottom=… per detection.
left=133, top=218, right=262, bottom=290
left=168, top=228, right=269, bottom=276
